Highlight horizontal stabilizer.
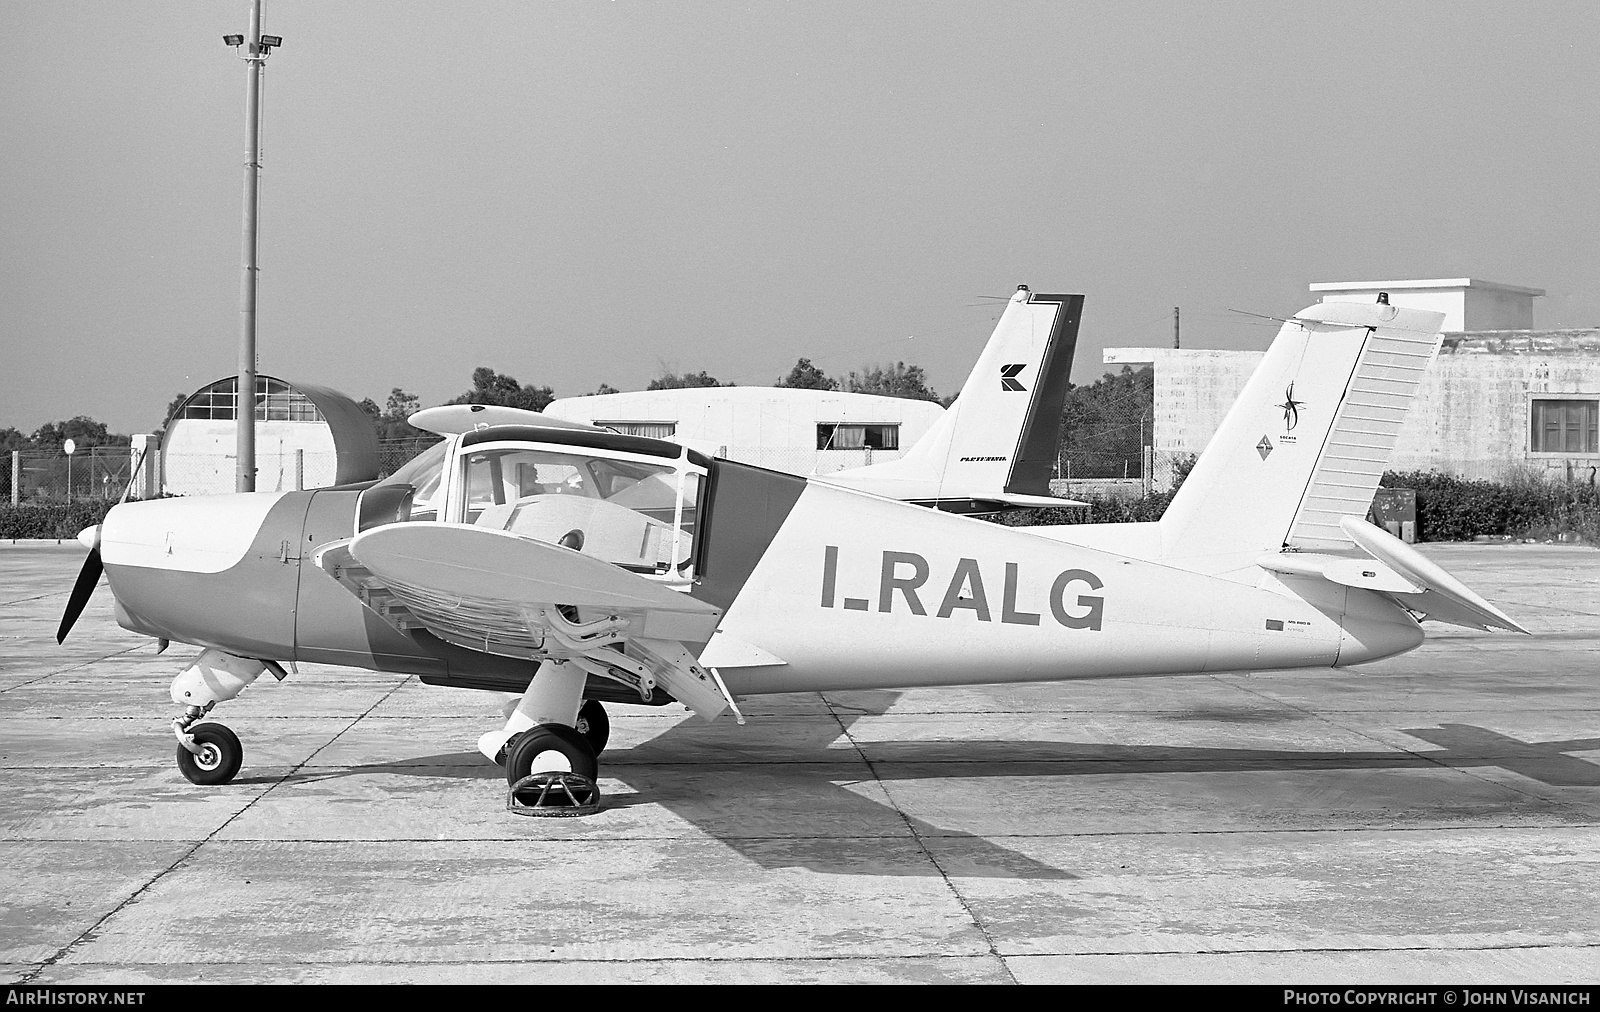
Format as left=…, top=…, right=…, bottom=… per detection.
left=1256, top=551, right=1424, bottom=595
left=1259, top=518, right=1527, bottom=634
left=1338, top=517, right=1528, bottom=634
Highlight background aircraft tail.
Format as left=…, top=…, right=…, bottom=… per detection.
left=1155, top=300, right=1445, bottom=576
left=826, top=287, right=1083, bottom=511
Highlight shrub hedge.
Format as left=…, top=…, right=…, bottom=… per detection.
left=0, top=500, right=118, bottom=540
left=1379, top=470, right=1599, bottom=544
left=1003, top=469, right=1599, bottom=543
left=8, top=469, right=1597, bottom=544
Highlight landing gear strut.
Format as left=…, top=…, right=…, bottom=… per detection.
left=480, top=659, right=606, bottom=817
left=574, top=699, right=610, bottom=755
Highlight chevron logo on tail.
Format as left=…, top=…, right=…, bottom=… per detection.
left=1000, top=364, right=1027, bottom=392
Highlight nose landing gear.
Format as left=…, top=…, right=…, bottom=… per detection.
left=165, top=649, right=277, bottom=786
left=175, top=716, right=243, bottom=785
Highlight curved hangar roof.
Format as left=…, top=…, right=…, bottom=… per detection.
left=169, top=375, right=379, bottom=487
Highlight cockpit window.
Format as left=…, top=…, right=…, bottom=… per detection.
left=375, top=440, right=448, bottom=521
left=460, top=446, right=700, bottom=574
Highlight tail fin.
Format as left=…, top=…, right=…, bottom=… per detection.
left=825, top=287, right=1084, bottom=512
left=1156, top=301, right=1445, bottom=576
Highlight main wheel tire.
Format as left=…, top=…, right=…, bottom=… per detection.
left=505, top=723, right=597, bottom=786
left=504, top=723, right=599, bottom=811
left=574, top=699, right=610, bottom=755
left=176, top=722, right=243, bottom=785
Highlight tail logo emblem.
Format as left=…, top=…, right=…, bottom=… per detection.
left=1256, top=436, right=1274, bottom=460
left=1276, top=383, right=1304, bottom=431
left=1000, top=364, right=1027, bottom=392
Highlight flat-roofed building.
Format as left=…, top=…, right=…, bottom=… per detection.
left=1109, top=279, right=1598, bottom=489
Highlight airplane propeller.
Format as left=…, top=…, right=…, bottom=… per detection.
left=58, top=446, right=145, bottom=645
left=56, top=524, right=103, bottom=644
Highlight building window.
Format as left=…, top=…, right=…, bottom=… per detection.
left=1530, top=399, right=1598, bottom=454
left=178, top=376, right=323, bottom=423
left=599, top=421, right=676, bottom=439
left=817, top=423, right=899, bottom=451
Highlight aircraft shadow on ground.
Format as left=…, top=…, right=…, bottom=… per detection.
left=265, top=688, right=1600, bottom=879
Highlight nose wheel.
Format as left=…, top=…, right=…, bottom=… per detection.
left=175, top=721, right=243, bottom=785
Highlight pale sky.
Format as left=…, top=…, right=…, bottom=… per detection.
left=4, top=1, right=1598, bottom=435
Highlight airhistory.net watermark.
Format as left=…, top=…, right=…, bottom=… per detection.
left=5, top=993, right=145, bottom=1006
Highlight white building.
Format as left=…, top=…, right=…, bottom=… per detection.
left=544, top=387, right=946, bottom=475
left=1108, top=279, right=1598, bottom=488
left=1309, top=278, right=1545, bottom=333
left=158, top=375, right=379, bottom=495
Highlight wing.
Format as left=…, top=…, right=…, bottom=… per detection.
left=318, top=523, right=735, bottom=719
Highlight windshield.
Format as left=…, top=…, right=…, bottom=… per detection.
left=376, top=440, right=448, bottom=521
left=460, top=445, right=701, bottom=574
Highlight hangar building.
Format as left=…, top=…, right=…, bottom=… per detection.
left=544, top=386, right=946, bottom=475
left=1108, top=279, right=1599, bottom=490
left=150, top=375, right=379, bottom=496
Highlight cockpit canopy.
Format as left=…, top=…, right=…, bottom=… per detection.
left=366, top=426, right=709, bottom=578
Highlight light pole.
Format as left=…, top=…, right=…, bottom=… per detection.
left=63, top=438, right=76, bottom=505
left=224, top=4, right=283, bottom=492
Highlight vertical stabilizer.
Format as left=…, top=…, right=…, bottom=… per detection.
left=825, top=287, right=1082, bottom=511
left=1155, top=302, right=1444, bottom=577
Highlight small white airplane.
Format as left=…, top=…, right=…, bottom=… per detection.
left=57, top=297, right=1525, bottom=815
left=823, top=286, right=1084, bottom=513
left=538, top=284, right=1086, bottom=514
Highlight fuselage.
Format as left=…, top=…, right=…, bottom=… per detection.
left=96, top=437, right=1424, bottom=701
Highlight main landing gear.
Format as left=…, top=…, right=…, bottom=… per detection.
left=479, top=660, right=605, bottom=817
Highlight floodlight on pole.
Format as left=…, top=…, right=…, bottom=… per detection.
left=63, top=439, right=76, bottom=504
left=226, top=0, right=283, bottom=492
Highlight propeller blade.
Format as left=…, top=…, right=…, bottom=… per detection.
left=57, top=546, right=104, bottom=644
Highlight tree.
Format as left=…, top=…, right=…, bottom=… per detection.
left=447, top=367, right=554, bottom=412
left=373, top=388, right=424, bottom=441
left=384, top=388, right=420, bottom=421
left=647, top=370, right=731, bottom=390
left=162, top=392, right=189, bottom=431
left=844, top=361, right=940, bottom=402
left=775, top=358, right=837, bottom=390
left=0, top=427, right=28, bottom=453
left=592, top=382, right=620, bottom=396
left=30, top=416, right=128, bottom=450
left=1055, top=365, right=1154, bottom=478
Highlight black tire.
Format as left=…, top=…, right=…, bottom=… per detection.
left=505, top=723, right=598, bottom=789
left=574, top=699, right=610, bottom=755
left=176, top=722, right=243, bottom=785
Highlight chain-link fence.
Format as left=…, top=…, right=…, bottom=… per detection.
left=5, top=448, right=135, bottom=504
left=377, top=436, right=444, bottom=479
left=1047, top=448, right=1195, bottom=497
